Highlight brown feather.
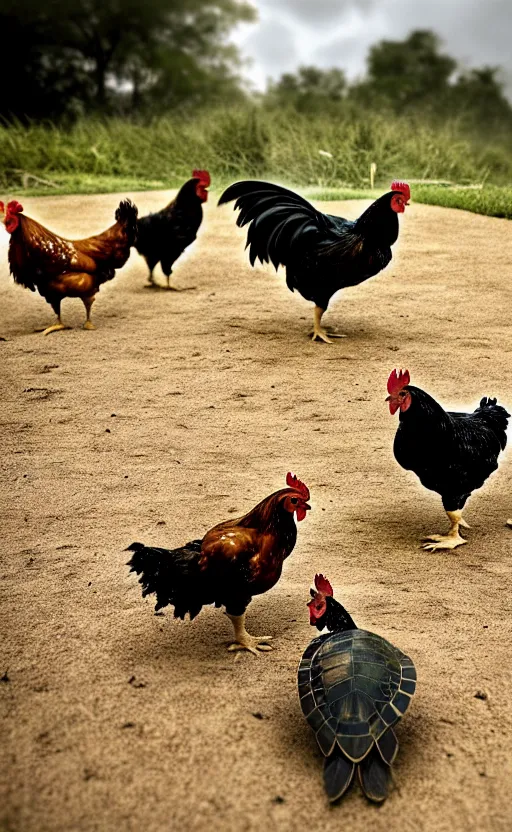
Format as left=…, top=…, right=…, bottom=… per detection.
left=8, top=203, right=136, bottom=299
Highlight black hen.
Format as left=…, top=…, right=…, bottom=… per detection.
left=387, top=368, right=509, bottom=550
left=135, top=169, right=210, bottom=288
left=218, top=180, right=409, bottom=342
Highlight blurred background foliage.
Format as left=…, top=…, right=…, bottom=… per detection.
left=0, top=0, right=256, bottom=120
left=0, top=1, right=511, bottom=212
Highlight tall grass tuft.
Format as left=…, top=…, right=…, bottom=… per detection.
left=0, top=107, right=511, bottom=216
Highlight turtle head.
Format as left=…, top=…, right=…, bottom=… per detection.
left=307, top=574, right=357, bottom=633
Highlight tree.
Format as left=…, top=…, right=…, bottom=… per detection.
left=347, top=28, right=512, bottom=132
left=267, top=66, right=347, bottom=112
left=0, top=0, right=256, bottom=120
left=363, top=30, right=456, bottom=109
left=449, top=67, right=512, bottom=130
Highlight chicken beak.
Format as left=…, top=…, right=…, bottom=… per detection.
left=296, top=503, right=311, bottom=522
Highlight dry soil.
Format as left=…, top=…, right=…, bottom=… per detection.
left=1, top=192, right=512, bottom=832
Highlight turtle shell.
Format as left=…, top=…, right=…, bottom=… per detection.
left=298, top=629, right=416, bottom=763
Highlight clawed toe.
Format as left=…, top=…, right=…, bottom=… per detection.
left=41, top=323, right=71, bottom=335
left=311, top=329, right=333, bottom=344
left=421, top=535, right=467, bottom=552
left=227, top=636, right=273, bottom=656
left=228, top=643, right=260, bottom=656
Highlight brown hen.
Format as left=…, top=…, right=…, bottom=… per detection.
left=1, top=199, right=137, bottom=334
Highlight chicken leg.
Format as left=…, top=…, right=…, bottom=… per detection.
left=82, top=295, right=96, bottom=330
left=311, top=305, right=346, bottom=344
left=422, top=510, right=470, bottom=551
left=40, top=299, right=70, bottom=335
left=226, top=613, right=272, bottom=656
left=163, top=265, right=187, bottom=291
left=165, top=270, right=179, bottom=291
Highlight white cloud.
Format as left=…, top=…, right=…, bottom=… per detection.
left=234, top=0, right=512, bottom=95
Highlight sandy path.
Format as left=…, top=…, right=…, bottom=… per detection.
left=1, top=191, right=512, bottom=832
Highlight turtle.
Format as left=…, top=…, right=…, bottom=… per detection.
left=298, top=574, right=416, bottom=803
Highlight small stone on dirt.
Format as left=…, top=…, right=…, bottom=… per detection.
left=128, top=676, right=147, bottom=689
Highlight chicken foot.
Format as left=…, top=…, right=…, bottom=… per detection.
left=226, top=613, right=272, bottom=656
left=165, top=270, right=196, bottom=292
left=145, top=268, right=189, bottom=291
left=311, top=305, right=347, bottom=344
left=39, top=299, right=70, bottom=335
left=422, top=510, right=470, bottom=552
left=40, top=318, right=71, bottom=335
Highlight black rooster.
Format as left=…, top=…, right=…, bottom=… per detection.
left=135, top=169, right=210, bottom=288
left=218, top=180, right=409, bottom=342
left=387, top=369, right=509, bottom=550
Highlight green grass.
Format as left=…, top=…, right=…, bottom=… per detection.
left=7, top=178, right=512, bottom=221
left=3, top=173, right=173, bottom=198
left=412, top=184, right=512, bottom=219
left=0, top=108, right=510, bottom=218
left=307, top=185, right=512, bottom=219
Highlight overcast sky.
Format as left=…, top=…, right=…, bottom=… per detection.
left=233, top=0, right=512, bottom=95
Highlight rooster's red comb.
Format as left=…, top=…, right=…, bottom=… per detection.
left=7, top=200, right=23, bottom=216
left=286, top=472, right=310, bottom=500
left=193, top=169, right=210, bottom=186
left=314, top=574, right=333, bottom=596
left=387, top=368, right=411, bottom=396
left=391, top=181, right=410, bottom=201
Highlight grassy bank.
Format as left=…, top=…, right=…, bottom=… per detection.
left=0, top=108, right=510, bottom=217
left=307, top=185, right=512, bottom=219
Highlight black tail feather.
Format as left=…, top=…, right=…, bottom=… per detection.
left=358, top=746, right=391, bottom=803
left=126, top=539, right=206, bottom=618
left=475, top=397, right=510, bottom=450
left=115, top=199, right=138, bottom=247
left=323, top=749, right=355, bottom=803
left=218, top=180, right=323, bottom=269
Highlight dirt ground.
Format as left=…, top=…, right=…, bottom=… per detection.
left=1, top=190, right=512, bottom=832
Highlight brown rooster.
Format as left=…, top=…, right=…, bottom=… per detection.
left=127, top=473, right=311, bottom=655
left=1, top=198, right=138, bottom=334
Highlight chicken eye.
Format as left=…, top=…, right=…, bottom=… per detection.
left=290, top=497, right=298, bottom=504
